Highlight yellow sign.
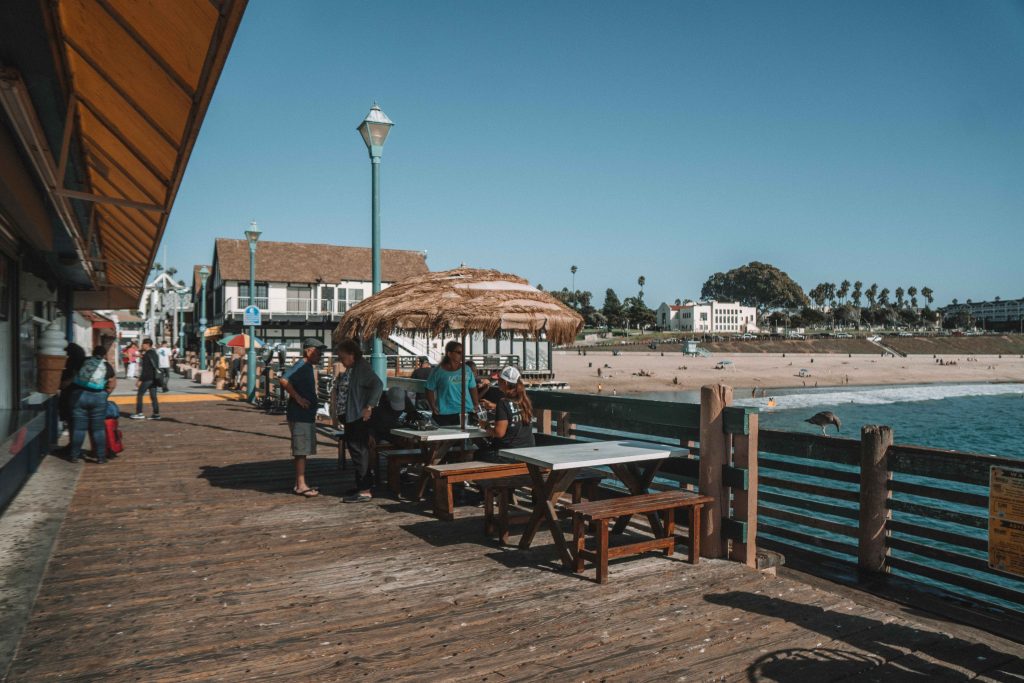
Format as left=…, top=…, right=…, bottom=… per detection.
left=989, top=466, right=1024, bottom=577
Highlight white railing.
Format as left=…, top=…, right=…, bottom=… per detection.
left=225, top=297, right=360, bottom=317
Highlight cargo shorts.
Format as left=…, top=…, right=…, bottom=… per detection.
left=288, top=421, right=317, bottom=457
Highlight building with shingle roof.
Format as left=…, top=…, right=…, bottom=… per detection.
left=193, top=239, right=429, bottom=352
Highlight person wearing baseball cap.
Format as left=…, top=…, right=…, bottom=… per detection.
left=279, top=337, right=328, bottom=497
left=480, top=365, right=535, bottom=460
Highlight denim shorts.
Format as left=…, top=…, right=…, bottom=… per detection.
left=289, top=421, right=317, bottom=457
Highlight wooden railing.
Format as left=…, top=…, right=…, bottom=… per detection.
left=757, top=426, right=1024, bottom=615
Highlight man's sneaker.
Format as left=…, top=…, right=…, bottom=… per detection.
left=149, top=414, right=162, bottom=420
left=129, top=413, right=146, bottom=420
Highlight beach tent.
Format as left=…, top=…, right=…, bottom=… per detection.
left=333, top=267, right=584, bottom=427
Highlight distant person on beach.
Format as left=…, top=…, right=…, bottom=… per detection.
left=68, top=345, right=116, bottom=463
left=333, top=338, right=383, bottom=503
left=426, top=340, right=481, bottom=426
left=130, top=339, right=161, bottom=420
left=280, top=338, right=328, bottom=498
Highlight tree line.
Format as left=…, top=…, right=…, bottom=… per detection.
left=542, top=261, right=942, bottom=331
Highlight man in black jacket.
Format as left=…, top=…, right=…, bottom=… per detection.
left=130, top=338, right=161, bottom=420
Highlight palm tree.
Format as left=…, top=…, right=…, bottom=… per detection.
left=838, top=280, right=851, bottom=304
left=894, top=287, right=905, bottom=308
left=921, top=286, right=934, bottom=306
left=879, top=288, right=890, bottom=307
left=852, top=281, right=863, bottom=307
left=570, top=265, right=578, bottom=309
left=866, top=283, right=878, bottom=308
left=907, top=286, right=918, bottom=309
left=637, top=275, right=646, bottom=300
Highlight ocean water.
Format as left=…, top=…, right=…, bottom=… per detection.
left=637, top=383, right=1024, bottom=457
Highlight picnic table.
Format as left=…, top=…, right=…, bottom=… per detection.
left=500, top=440, right=688, bottom=568
left=390, top=426, right=489, bottom=499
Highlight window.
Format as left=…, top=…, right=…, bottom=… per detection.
left=337, top=287, right=365, bottom=313
left=287, top=285, right=312, bottom=313
left=320, top=286, right=335, bottom=313
left=238, top=282, right=268, bottom=309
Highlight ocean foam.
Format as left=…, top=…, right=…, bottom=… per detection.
left=735, top=383, right=1024, bottom=411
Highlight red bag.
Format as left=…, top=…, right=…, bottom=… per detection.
left=105, top=418, right=124, bottom=456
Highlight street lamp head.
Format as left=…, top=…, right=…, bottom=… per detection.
left=245, top=220, right=262, bottom=245
left=357, top=102, right=393, bottom=157
left=199, top=264, right=210, bottom=286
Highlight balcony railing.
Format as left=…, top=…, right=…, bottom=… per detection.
left=225, top=297, right=357, bottom=317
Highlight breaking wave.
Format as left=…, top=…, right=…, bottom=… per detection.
left=735, top=383, right=1024, bottom=411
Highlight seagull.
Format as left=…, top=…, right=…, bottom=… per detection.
left=806, top=411, right=841, bottom=435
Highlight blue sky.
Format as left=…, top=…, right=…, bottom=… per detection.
left=163, top=0, right=1024, bottom=307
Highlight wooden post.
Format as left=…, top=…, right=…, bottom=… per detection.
left=538, top=408, right=552, bottom=435
left=699, top=383, right=732, bottom=558
left=858, top=424, right=893, bottom=573
left=556, top=411, right=572, bottom=438
left=729, top=412, right=758, bottom=567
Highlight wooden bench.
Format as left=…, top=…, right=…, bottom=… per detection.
left=425, top=461, right=529, bottom=520
left=385, top=448, right=432, bottom=497
left=481, top=469, right=606, bottom=545
left=567, top=490, right=713, bottom=583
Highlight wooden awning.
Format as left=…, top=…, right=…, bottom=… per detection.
left=54, top=0, right=247, bottom=304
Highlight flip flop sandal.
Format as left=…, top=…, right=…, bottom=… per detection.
left=293, top=487, right=319, bottom=497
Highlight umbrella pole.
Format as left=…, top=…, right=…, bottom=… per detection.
left=460, top=334, right=466, bottom=430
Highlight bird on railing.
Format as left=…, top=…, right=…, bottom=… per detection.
left=806, top=411, right=841, bottom=435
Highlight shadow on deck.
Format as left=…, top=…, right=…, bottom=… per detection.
left=7, top=401, right=1023, bottom=681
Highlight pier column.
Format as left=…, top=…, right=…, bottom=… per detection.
left=858, top=424, right=893, bottom=573
left=699, top=383, right=732, bottom=558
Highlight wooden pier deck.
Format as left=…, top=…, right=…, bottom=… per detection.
left=7, top=401, right=1023, bottom=681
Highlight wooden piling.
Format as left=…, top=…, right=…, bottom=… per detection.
left=699, top=383, right=732, bottom=558
left=858, top=424, right=893, bottom=573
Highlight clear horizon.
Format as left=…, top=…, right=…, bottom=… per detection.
left=161, top=1, right=1024, bottom=308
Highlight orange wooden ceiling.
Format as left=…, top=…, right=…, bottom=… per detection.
left=54, top=0, right=246, bottom=298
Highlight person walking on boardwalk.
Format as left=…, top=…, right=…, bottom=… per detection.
left=334, top=338, right=383, bottom=503
left=68, top=345, right=117, bottom=463
left=279, top=338, right=328, bottom=497
left=425, top=340, right=481, bottom=426
left=156, top=341, right=171, bottom=392
left=124, top=340, right=139, bottom=379
left=130, top=339, right=162, bottom=420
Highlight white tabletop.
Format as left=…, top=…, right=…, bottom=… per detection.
left=500, top=440, right=688, bottom=470
left=390, top=426, right=488, bottom=442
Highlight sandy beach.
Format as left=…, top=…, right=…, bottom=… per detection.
left=553, top=350, right=1024, bottom=395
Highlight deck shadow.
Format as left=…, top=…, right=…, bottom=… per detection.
left=399, top=515, right=500, bottom=549
left=704, top=591, right=1023, bottom=680
left=158, top=416, right=292, bottom=441
left=198, top=458, right=350, bottom=495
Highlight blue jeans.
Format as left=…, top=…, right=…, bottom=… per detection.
left=136, top=380, right=160, bottom=415
left=69, top=390, right=108, bottom=462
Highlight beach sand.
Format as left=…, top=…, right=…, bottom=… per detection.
left=553, top=350, right=1024, bottom=395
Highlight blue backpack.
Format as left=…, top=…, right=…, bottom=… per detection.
left=73, top=357, right=108, bottom=391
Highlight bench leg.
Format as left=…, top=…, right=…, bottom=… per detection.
left=570, top=481, right=583, bottom=504
left=497, top=488, right=511, bottom=545
left=484, top=487, right=496, bottom=536
left=433, top=477, right=455, bottom=521
left=663, top=509, right=676, bottom=557
left=596, top=519, right=609, bottom=584
left=388, top=458, right=402, bottom=497
left=689, top=505, right=701, bottom=564
left=573, top=514, right=586, bottom=573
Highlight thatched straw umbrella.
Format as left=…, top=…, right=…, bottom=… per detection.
left=333, top=267, right=584, bottom=428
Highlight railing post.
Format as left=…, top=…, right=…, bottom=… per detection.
left=730, top=412, right=758, bottom=567
left=556, top=411, right=572, bottom=438
left=858, top=424, right=893, bottom=574
left=538, top=408, right=552, bottom=435
left=699, top=383, right=732, bottom=558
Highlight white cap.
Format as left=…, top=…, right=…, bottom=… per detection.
left=499, top=366, right=522, bottom=384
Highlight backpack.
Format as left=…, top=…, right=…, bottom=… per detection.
left=73, top=357, right=109, bottom=391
